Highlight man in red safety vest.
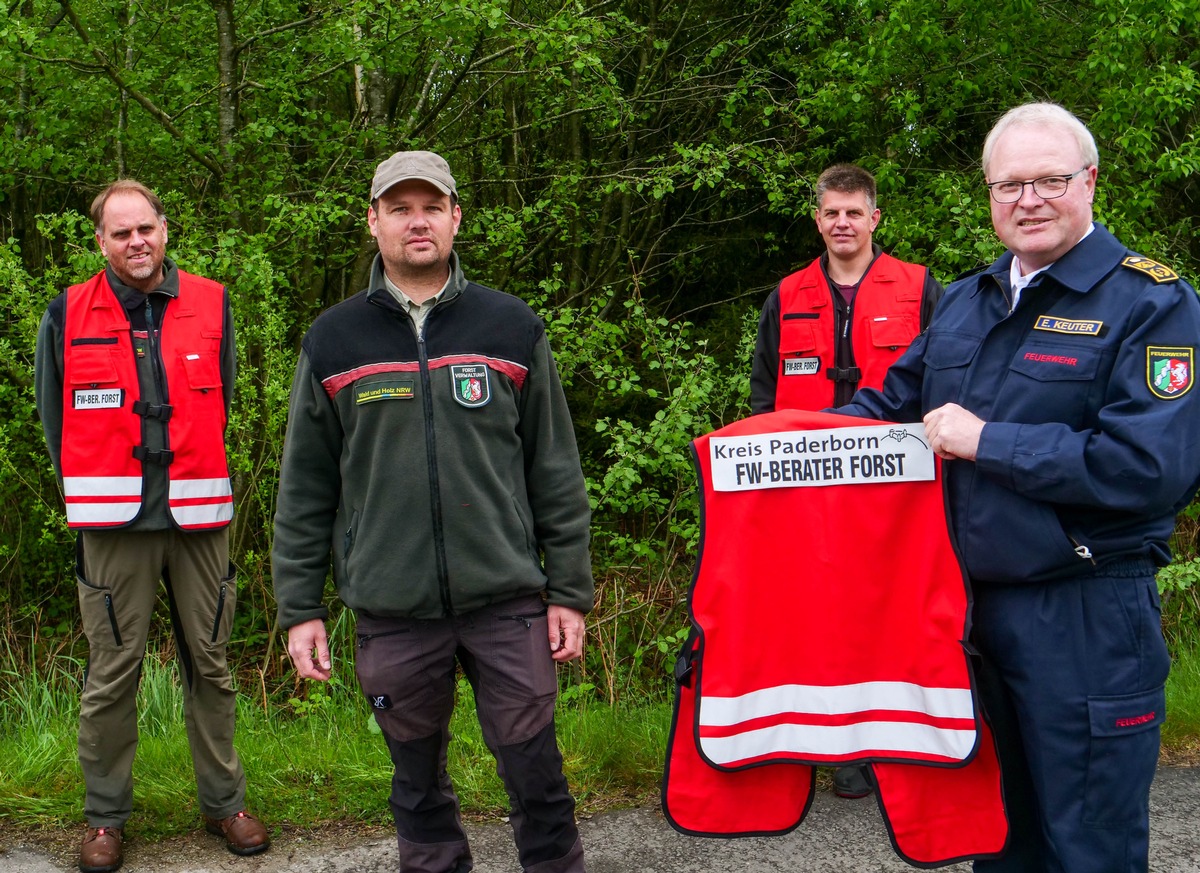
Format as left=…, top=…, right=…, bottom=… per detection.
left=749, top=163, right=943, bottom=799
left=35, top=180, right=269, bottom=872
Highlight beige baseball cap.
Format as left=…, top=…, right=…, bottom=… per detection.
left=371, top=150, right=457, bottom=201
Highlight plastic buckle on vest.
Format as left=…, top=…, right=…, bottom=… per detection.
left=132, top=400, right=174, bottom=421
left=824, top=366, right=863, bottom=383
left=674, top=652, right=695, bottom=688
left=132, top=446, right=175, bottom=466
left=673, top=630, right=701, bottom=688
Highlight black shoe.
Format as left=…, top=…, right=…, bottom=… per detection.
left=833, top=764, right=873, bottom=799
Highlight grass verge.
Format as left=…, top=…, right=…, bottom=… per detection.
left=0, top=654, right=671, bottom=839
left=5, top=640, right=1200, bottom=838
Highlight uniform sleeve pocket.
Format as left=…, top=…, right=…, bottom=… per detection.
left=179, top=352, right=223, bottom=390
left=1083, top=686, right=1165, bottom=826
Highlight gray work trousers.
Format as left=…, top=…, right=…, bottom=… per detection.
left=355, top=593, right=585, bottom=873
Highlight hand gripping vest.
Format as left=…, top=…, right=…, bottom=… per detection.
left=662, top=410, right=1008, bottom=866
left=60, top=270, right=233, bottom=530
left=775, top=253, right=926, bottom=410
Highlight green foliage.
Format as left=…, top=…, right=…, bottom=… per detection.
left=1163, top=640, right=1200, bottom=754
left=2, top=0, right=1199, bottom=707
left=1160, top=558, right=1200, bottom=596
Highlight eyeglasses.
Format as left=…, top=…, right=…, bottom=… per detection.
left=985, top=168, right=1090, bottom=203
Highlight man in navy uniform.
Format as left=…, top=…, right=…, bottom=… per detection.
left=837, top=103, right=1200, bottom=871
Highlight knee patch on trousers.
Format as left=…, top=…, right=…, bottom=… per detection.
left=496, top=722, right=579, bottom=868
left=383, top=731, right=465, bottom=844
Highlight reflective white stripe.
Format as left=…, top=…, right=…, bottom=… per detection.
left=169, top=478, right=233, bottom=500
left=699, top=720, right=977, bottom=765
left=171, top=501, right=234, bottom=528
left=700, top=681, right=974, bottom=726
left=66, top=502, right=140, bottom=525
left=63, top=476, right=142, bottom=497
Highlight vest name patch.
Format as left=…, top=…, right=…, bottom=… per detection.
left=355, top=380, right=415, bottom=404
left=709, top=424, right=934, bottom=491
left=73, top=388, right=124, bottom=410
left=783, top=356, right=820, bottom=376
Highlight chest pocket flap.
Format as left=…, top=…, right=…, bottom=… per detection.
left=923, top=333, right=981, bottom=371
left=868, top=315, right=919, bottom=349
left=67, top=348, right=120, bottom=386
left=780, top=315, right=818, bottom=353
left=179, top=352, right=223, bottom=390
left=1009, top=344, right=1102, bottom=382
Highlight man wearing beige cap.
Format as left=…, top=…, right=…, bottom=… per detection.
left=272, top=150, right=593, bottom=873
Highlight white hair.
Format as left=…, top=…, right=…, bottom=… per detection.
left=982, top=103, right=1099, bottom=179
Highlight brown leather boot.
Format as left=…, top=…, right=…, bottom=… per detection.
left=79, top=825, right=123, bottom=872
left=203, top=810, right=270, bottom=856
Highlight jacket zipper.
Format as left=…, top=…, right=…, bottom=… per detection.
left=144, top=297, right=171, bottom=463
left=417, top=319, right=454, bottom=616
left=835, top=297, right=854, bottom=407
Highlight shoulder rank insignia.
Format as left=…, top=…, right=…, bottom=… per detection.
left=1147, top=347, right=1193, bottom=400
left=1122, top=255, right=1178, bottom=284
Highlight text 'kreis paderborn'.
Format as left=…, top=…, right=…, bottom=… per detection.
left=708, top=424, right=935, bottom=491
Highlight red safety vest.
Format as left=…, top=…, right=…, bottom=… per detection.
left=662, top=410, right=1008, bottom=865
left=775, top=254, right=925, bottom=410
left=60, top=270, right=233, bottom=530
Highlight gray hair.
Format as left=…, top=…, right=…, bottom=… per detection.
left=982, top=103, right=1099, bottom=179
left=814, top=164, right=877, bottom=213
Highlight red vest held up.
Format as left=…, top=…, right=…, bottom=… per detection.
left=662, top=410, right=1007, bottom=865
left=60, top=270, right=233, bottom=530
left=775, top=254, right=925, bottom=410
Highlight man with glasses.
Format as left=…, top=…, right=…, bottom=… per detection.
left=834, top=102, right=1200, bottom=871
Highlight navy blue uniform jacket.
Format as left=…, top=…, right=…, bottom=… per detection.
left=839, top=224, right=1200, bottom=584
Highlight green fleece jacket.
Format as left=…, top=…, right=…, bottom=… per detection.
left=271, top=254, right=594, bottom=628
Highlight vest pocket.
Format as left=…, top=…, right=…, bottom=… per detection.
left=779, top=317, right=818, bottom=354
left=67, top=348, right=120, bottom=385
left=867, top=315, right=918, bottom=349
left=179, top=351, right=222, bottom=390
